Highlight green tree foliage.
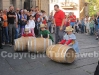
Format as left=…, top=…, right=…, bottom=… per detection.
left=87, top=0, right=99, bottom=16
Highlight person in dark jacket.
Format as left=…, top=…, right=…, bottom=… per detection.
left=0, top=10, right=3, bottom=49
left=94, top=61, right=99, bottom=75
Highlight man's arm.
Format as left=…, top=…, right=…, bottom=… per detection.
left=53, top=18, right=56, bottom=26
left=60, top=18, right=65, bottom=30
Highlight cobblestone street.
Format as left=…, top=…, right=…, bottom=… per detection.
left=0, top=33, right=99, bottom=75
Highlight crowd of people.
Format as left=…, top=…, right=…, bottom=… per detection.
left=0, top=4, right=99, bottom=75
left=0, top=4, right=99, bottom=49
left=0, top=5, right=54, bottom=49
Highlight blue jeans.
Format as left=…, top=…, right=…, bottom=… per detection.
left=2, top=27, right=9, bottom=43
left=81, top=25, right=84, bottom=33
left=70, top=22, right=75, bottom=27
left=95, top=25, right=98, bottom=32
left=48, top=22, right=52, bottom=32
left=90, top=27, right=94, bottom=35
left=15, top=25, right=20, bottom=39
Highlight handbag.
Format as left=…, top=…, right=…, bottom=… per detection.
left=20, top=20, right=26, bottom=25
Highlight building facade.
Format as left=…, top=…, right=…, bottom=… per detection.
left=0, top=0, right=36, bottom=9
left=0, top=0, right=88, bottom=18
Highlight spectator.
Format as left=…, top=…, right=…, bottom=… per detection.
left=15, top=8, right=21, bottom=39
left=64, top=15, right=70, bottom=27
left=37, top=14, right=43, bottom=25
left=69, top=12, right=76, bottom=33
left=2, top=9, right=9, bottom=45
left=89, top=18, right=94, bottom=35
left=20, top=10, right=27, bottom=35
left=95, top=13, right=99, bottom=40
left=94, top=61, right=99, bottom=75
left=75, top=18, right=79, bottom=33
left=54, top=4, right=65, bottom=44
left=85, top=19, right=90, bottom=35
left=48, top=12, right=53, bottom=33
left=0, top=10, right=3, bottom=49
left=42, top=17, right=47, bottom=25
left=84, top=16, right=90, bottom=33
left=31, top=7, right=36, bottom=16
left=7, top=6, right=16, bottom=46
left=34, top=6, right=40, bottom=36
left=28, top=15, right=35, bottom=37
left=81, top=18, right=85, bottom=33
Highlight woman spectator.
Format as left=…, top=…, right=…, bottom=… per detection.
left=20, top=10, right=27, bottom=35
left=2, top=9, right=9, bottom=45
left=0, top=10, right=3, bottom=49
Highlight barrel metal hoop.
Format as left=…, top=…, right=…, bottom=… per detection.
left=65, top=47, right=73, bottom=62
left=50, top=45, right=55, bottom=51
left=22, top=40, right=23, bottom=51
left=57, top=45, right=64, bottom=62
left=28, top=40, right=30, bottom=52
left=58, top=45, right=64, bottom=52
left=14, top=40, right=16, bottom=51
left=34, top=38, right=36, bottom=53
left=44, top=38, right=46, bottom=53
left=61, top=47, right=67, bottom=62
left=50, top=40, right=52, bottom=45
left=18, top=40, right=20, bottom=51
left=48, top=39, right=49, bottom=46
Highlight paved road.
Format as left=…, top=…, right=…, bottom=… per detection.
left=0, top=33, right=99, bottom=75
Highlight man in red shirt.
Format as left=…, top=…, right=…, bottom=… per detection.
left=54, top=5, right=65, bottom=44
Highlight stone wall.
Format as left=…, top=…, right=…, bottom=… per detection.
left=2, top=0, right=10, bottom=10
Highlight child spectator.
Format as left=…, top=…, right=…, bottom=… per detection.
left=85, top=19, right=90, bottom=35
left=42, top=17, right=47, bottom=25
left=28, top=15, right=35, bottom=37
left=89, top=18, right=94, bottom=35
left=25, top=21, right=30, bottom=31
left=40, top=24, right=54, bottom=42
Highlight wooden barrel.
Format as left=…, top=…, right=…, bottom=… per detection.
left=27, top=38, right=52, bottom=53
left=46, top=44, right=76, bottom=63
left=14, top=37, right=34, bottom=51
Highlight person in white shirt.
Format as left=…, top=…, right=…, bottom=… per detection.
left=25, top=21, right=30, bottom=32
left=25, top=15, right=35, bottom=37
left=85, top=19, right=90, bottom=35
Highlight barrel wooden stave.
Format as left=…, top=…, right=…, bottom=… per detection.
left=28, top=38, right=52, bottom=53
left=46, top=44, right=76, bottom=63
left=14, top=37, right=34, bottom=51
